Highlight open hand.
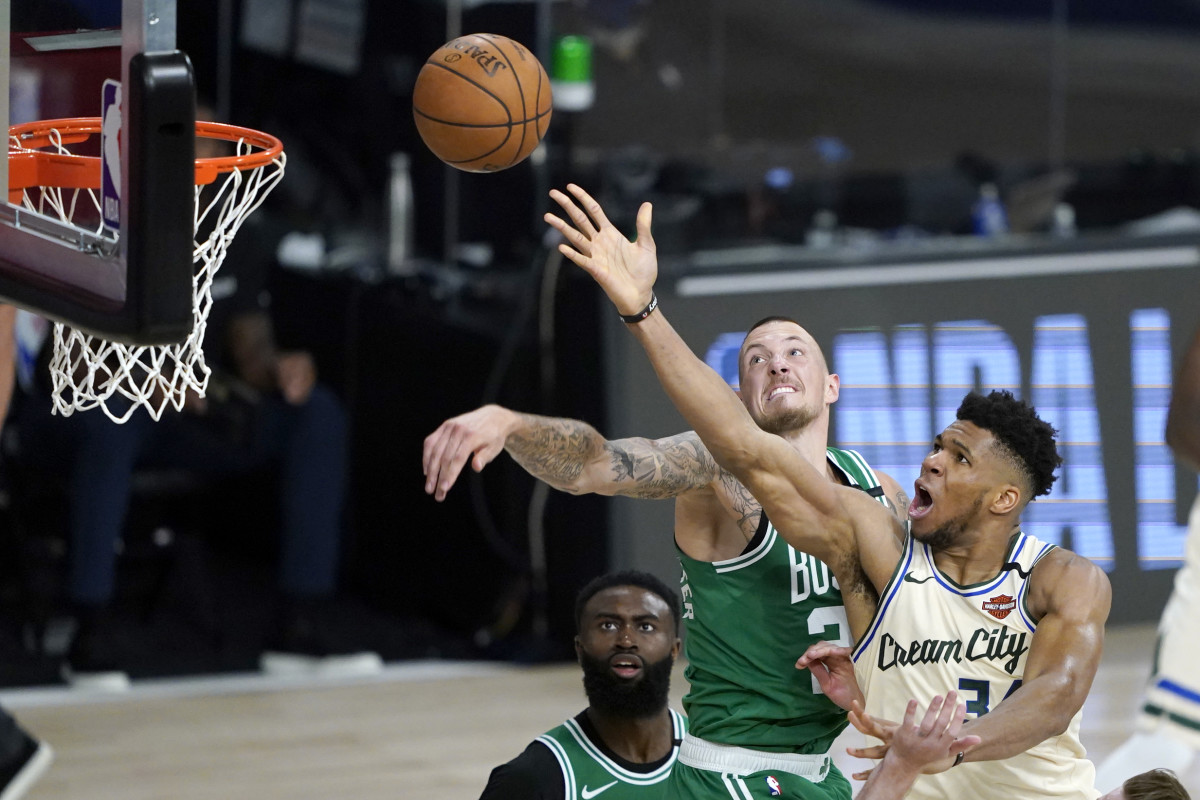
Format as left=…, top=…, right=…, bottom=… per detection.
left=882, top=692, right=980, bottom=776
left=423, top=405, right=515, bottom=501
left=848, top=692, right=979, bottom=781
left=796, top=641, right=863, bottom=712
left=544, top=184, right=657, bottom=317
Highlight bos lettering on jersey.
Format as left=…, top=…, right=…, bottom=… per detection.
left=876, top=627, right=1029, bottom=676
left=789, top=546, right=839, bottom=603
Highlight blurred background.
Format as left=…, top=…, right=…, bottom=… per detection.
left=2, top=0, right=1199, bottom=681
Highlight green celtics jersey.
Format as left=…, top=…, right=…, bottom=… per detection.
left=536, top=709, right=687, bottom=799
left=676, top=447, right=886, bottom=753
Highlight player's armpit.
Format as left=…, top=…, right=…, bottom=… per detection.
left=847, top=490, right=908, bottom=596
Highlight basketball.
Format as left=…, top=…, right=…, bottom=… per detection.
left=412, top=33, right=553, bottom=173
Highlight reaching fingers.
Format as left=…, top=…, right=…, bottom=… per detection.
left=425, top=428, right=474, bottom=500
left=796, top=641, right=852, bottom=670
left=848, top=743, right=890, bottom=760
left=917, top=695, right=947, bottom=737
left=851, top=766, right=876, bottom=782
left=422, top=427, right=461, bottom=499
left=549, top=187, right=599, bottom=241
left=566, top=183, right=614, bottom=232
left=543, top=212, right=592, bottom=259
left=935, top=692, right=963, bottom=734
left=422, top=422, right=502, bottom=501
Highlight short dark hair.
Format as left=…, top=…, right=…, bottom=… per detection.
left=745, top=315, right=804, bottom=336
left=575, top=570, right=681, bottom=635
left=955, top=390, right=1062, bottom=499
left=1123, top=768, right=1192, bottom=800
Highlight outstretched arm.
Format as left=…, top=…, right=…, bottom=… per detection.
left=544, top=184, right=900, bottom=575
left=1167, top=321, right=1200, bottom=470
left=423, top=404, right=721, bottom=502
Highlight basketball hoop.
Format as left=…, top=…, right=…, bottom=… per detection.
left=7, top=118, right=286, bottom=423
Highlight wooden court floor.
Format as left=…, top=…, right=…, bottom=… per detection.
left=1, top=622, right=1196, bottom=799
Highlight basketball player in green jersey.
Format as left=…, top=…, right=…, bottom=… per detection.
left=479, top=571, right=685, bottom=799
left=426, top=322, right=905, bottom=799
left=544, top=182, right=1112, bottom=799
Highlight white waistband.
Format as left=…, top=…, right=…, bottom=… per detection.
left=677, top=734, right=832, bottom=781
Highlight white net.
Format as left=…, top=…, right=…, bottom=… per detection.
left=11, top=124, right=286, bottom=423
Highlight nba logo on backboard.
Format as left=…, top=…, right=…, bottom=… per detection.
left=101, top=80, right=122, bottom=232
left=765, top=775, right=782, bottom=796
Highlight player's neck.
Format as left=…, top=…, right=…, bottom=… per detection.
left=779, top=416, right=833, bottom=473
left=585, top=706, right=675, bottom=764
left=931, top=520, right=1022, bottom=584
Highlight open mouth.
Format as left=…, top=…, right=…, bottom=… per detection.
left=610, top=655, right=643, bottom=679
left=767, top=385, right=797, bottom=401
left=908, top=485, right=933, bottom=519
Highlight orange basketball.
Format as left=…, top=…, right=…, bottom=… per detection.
left=413, top=33, right=553, bottom=173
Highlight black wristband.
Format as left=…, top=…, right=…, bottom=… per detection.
left=952, top=752, right=965, bottom=768
left=619, top=293, right=658, bottom=324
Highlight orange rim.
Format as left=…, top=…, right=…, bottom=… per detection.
left=7, top=117, right=284, bottom=194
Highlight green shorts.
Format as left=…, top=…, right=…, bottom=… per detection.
left=664, top=756, right=851, bottom=799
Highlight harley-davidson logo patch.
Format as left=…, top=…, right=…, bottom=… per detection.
left=982, top=594, right=1016, bottom=620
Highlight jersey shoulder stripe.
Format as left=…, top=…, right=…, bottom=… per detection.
left=1016, top=538, right=1058, bottom=630
left=712, top=524, right=777, bottom=573
left=827, top=447, right=888, bottom=506
left=536, top=733, right=578, bottom=800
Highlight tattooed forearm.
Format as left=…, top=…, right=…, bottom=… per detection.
left=506, top=417, right=604, bottom=488
left=603, top=432, right=721, bottom=499
left=505, top=421, right=719, bottom=498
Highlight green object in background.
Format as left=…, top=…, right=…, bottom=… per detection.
left=552, top=35, right=593, bottom=83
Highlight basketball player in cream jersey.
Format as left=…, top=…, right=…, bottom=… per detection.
left=543, top=182, right=1111, bottom=799
left=849, top=518, right=1090, bottom=799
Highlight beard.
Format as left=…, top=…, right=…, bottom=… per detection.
left=912, top=493, right=984, bottom=551
left=579, top=651, right=674, bottom=719
left=756, top=404, right=819, bottom=436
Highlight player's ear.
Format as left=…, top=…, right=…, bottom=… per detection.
left=826, top=372, right=840, bottom=403
left=574, top=635, right=583, bottom=664
left=990, top=483, right=1021, bottom=516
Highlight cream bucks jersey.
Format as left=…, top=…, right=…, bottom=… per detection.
left=677, top=447, right=887, bottom=753
left=852, top=529, right=1099, bottom=800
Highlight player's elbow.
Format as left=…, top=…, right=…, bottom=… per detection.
left=1039, top=676, right=1089, bottom=738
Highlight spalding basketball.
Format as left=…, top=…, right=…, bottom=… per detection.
left=413, top=33, right=553, bottom=173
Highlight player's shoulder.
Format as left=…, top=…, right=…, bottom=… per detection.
left=1031, top=543, right=1107, bottom=581
left=478, top=737, right=563, bottom=799
left=1028, top=544, right=1112, bottom=618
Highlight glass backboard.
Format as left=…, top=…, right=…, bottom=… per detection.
left=0, top=0, right=194, bottom=344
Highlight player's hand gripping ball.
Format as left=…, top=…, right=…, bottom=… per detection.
left=413, top=33, right=553, bottom=173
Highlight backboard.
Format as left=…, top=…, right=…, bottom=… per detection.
left=0, top=0, right=194, bottom=344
